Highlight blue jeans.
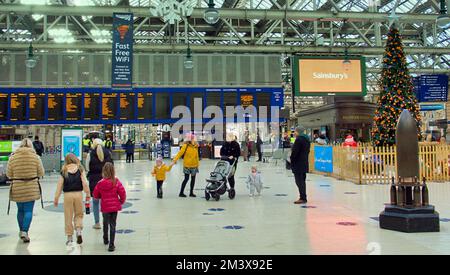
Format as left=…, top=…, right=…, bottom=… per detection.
left=16, top=201, right=35, bottom=233
left=93, top=199, right=100, bottom=224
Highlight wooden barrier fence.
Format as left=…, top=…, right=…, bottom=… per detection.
left=310, top=143, right=450, bottom=184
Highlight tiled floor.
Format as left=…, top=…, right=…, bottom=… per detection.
left=1, top=159, right=450, bottom=255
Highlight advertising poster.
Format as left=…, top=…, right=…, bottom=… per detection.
left=111, top=13, right=134, bottom=89
left=0, top=141, right=12, bottom=153
left=292, top=56, right=366, bottom=96
left=61, top=129, right=83, bottom=161
left=314, top=145, right=333, bottom=173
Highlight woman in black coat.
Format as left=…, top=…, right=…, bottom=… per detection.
left=220, top=133, right=241, bottom=190
left=86, top=138, right=113, bottom=229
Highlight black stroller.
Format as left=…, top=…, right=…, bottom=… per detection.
left=205, top=157, right=237, bottom=201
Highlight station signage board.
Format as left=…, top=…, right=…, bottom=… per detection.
left=111, top=13, right=134, bottom=90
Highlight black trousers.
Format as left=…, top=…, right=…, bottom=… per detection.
left=180, top=174, right=196, bottom=195
left=156, top=180, right=164, bottom=197
left=126, top=153, right=134, bottom=163
left=294, top=172, right=307, bottom=201
left=257, top=147, right=262, bottom=161
left=102, top=212, right=118, bottom=245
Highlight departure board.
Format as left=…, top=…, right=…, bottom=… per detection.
left=137, top=92, right=153, bottom=120
left=10, top=93, right=27, bottom=121
left=29, top=93, right=46, bottom=121
left=102, top=93, right=118, bottom=120
left=48, top=93, right=64, bottom=121
left=84, top=93, right=100, bottom=121
left=119, top=93, right=135, bottom=120
left=66, top=93, right=82, bottom=120
left=0, top=93, right=7, bottom=120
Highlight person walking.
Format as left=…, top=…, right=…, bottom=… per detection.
left=220, top=132, right=241, bottom=191
left=151, top=157, right=174, bottom=199
left=93, top=163, right=126, bottom=252
left=86, top=138, right=113, bottom=229
left=125, top=139, right=135, bottom=163
left=241, top=138, right=249, bottom=162
left=290, top=126, right=311, bottom=204
left=54, top=153, right=91, bottom=246
left=172, top=133, right=200, bottom=198
left=6, top=138, right=45, bottom=243
left=32, top=136, right=44, bottom=157
left=256, top=134, right=263, bottom=162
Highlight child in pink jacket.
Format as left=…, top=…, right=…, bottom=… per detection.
left=93, top=163, right=126, bottom=252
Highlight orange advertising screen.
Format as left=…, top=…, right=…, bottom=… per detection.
left=293, top=56, right=366, bottom=96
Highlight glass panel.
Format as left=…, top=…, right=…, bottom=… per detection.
left=62, top=55, right=74, bottom=85
left=153, top=55, right=165, bottom=85
left=0, top=54, right=11, bottom=85
left=92, top=55, right=105, bottom=86
left=77, top=55, right=90, bottom=85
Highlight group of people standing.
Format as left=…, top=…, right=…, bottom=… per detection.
left=7, top=137, right=126, bottom=252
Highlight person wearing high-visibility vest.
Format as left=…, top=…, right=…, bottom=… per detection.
left=105, top=138, right=113, bottom=151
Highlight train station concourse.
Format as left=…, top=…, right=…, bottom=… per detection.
left=0, top=0, right=450, bottom=259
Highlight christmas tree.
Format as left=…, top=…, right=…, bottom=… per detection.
left=371, top=27, right=421, bottom=146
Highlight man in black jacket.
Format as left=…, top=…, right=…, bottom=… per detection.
left=290, top=125, right=311, bottom=204
left=33, top=136, right=44, bottom=157
left=256, top=134, right=263, bottom=162
left=220, top=133, right=241, bottom=190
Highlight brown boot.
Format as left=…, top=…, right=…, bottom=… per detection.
left=294, top=199, right=307, bottom=204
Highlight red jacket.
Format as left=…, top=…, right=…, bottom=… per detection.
left=93, top=178, right=126, bottom=213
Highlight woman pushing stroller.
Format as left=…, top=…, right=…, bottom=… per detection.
left=220, top=133, right=241, bottom=192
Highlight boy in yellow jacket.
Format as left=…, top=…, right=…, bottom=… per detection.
left=152, top=157, right=173, bottom=199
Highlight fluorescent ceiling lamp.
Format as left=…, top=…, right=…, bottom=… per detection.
left=48, top=28, right=75, bottom=43
left=91, top=29, right=112, bottom=43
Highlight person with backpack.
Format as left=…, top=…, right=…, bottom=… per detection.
left=32, top=136, right=44, bottom=157
left=86, top=138, right=113, bottom=229
left=54, top=153, right=91, bottom=246
left=172, top=133, right=200, bottom=198
left=6, top=138, right=45, bottom=243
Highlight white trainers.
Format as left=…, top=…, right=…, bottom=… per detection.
left=66, top=236, right=73, bottom=246
left=20, top=232, right=30, bottom=243
left=93, top=223, right=101, bottom=230
left=249, top=194, right=254, bottom=197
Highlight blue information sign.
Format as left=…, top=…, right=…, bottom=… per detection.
left=416, top=75, right=448, bottom=102
left=111, top=13, right=133, bottom=89
left=314, top=145, right=333, bottom=173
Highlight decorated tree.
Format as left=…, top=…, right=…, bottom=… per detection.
left=371, top=27, right=421, bottom=146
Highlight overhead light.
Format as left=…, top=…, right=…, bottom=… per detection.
left=25, top=43, right=37, bottom=69
left=204, top=0, right=219, bottom=25
left=48, top=28, right=75, bottom=43
left=184, top=44, right=193, bottom=69
left=91, top=29, right=111, bottom=43
left=437, top=0, right=450, bottom=29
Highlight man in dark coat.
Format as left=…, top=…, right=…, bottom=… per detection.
left=290, top=125, right=311, bottom=204
left=125, top=139, right=135, bottom=163
left=256, top=134, right=263, bottom=162
left=32, top=136, right=44, bottom=157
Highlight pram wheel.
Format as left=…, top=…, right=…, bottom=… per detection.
left=228, top=188, right=236, bottom=199
left=205, top=191, right=210, bottom=201
left=213, top=193, right=220, bottom=201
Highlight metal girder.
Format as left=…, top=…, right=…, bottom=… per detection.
left=0, top=4, right=440, bottom=23
left=1, top=42, right=448, bottom=55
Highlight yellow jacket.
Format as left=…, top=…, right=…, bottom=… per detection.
left=152, top=164, right=172, bottom=181
left=173, top=143, right=200, bottom=168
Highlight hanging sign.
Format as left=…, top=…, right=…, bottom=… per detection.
left=111, top=13, right=134, bottom=90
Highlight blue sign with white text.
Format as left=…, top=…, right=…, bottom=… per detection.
left=416, top=75, right=448, bottom=102
left=111, top=13, right=133, bottom=89
left=314, top=146, right=333, bottom=173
